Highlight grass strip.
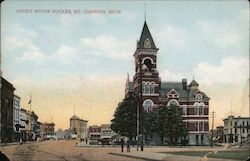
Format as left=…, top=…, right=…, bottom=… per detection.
left=160, top=151, right=211, bottom=157
left=207, top=150, right=250, bottom=161
left=109, top=152, right=159, bottom=161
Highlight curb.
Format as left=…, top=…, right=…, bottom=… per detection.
left=109, top=152, right=160, bottom=161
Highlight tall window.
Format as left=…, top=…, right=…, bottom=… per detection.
left=199, top=122, right=204, bottom=131
left=150, top=83, right=154, bottom=94
left=143, top=99, right=153, bottom=112
left=182, top=106, right=187, bottom=115
left=194, top=102, right=204, bottom=115
left=195, top=122, right=198, bottom=131
left=143, top=82, right=154, bottom=94
left=146, top=83, right=150, bottom=94
left=142, top=82, right=145, bottom=94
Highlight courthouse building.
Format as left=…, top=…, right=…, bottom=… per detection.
left=125, top=21, right=210, bottom=145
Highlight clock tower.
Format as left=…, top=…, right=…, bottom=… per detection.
left=133, top=21, right=160, bottom=112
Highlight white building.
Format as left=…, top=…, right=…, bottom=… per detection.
left=223, top=115, right=250, bottom=143
left=70, top=115, right=88, bottom=141
left=19, top=108, right=27, bottom=141
left=13, top=95, right=21, bottom=141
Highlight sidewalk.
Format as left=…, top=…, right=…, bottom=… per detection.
left=109, top=151, right=240, bottom=161
left=110, top=151, right=173, bottom=161
left=0, top=141, right=35, bottom=147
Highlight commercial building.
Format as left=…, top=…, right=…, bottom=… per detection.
left=44, top=122, right=55, bottom=139
left=19, top=108, right=28, bottom=142
left=13, top=95, right=21, bottom=141
left=125, top=21, right=210, bottom=145
left=88, top=125, right=101, bottom=145
left=1, top=77, right=15, bottom=143
left=100, top=124, right=115, bottom=140
left=223, top=115, right=250, bottom=143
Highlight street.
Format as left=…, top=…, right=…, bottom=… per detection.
left=0, top=140, right=145, bottom=161
left=1, top=140, right=246, bottom=161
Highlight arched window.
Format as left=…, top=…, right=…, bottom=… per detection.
left=167, top=99, right=179, bottom=106
left=196, top=94, right=203, bottom=101
left=143, top=99, right=154, bottom=112
left=194, top=102, right=204, bottom=115
left=143, top=59, right=152, bottom=71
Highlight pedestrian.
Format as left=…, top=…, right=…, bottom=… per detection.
left=121, top=138, right=124, bottom=152
left=126, top=139, right=130, bottom=152
left=0, top=151, right=10, bottom=161
left=85, top=139, right=87, bottom=144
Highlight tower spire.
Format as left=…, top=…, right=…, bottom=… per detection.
left=144, top=0, right=147, bottom=22
left=74, top=105, right=75, bottom=116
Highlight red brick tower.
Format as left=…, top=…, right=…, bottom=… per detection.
left=133, top=21, right=161, bottom=112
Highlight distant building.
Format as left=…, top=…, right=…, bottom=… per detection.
left=31, top=111, right=39, bottom=139
left=13, top=95, right=21, bottom=141
left=69, top=115, right=88, bottom=141
left=1, top=77, right=15, bottom=143
left=223, top=115, right=250, bottom=143
left=100, top=124, right=115, bottom=140
left=88, top=125, right=101, bottom=145
left=25, top=110, right=32, bottom=140
left=212, top=126, right=224, bottom=143
left=44, top=122, right=55, bottom=139
left=56, top=129, right=65, bottom=140
left=37, top=121, right=46, bottom=141
left=19, top=108, right=28, bottom=142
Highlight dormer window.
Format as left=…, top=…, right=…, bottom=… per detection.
left=167, top=89, right=179, bottom=98
left=196, top=94, right=203, bottom=101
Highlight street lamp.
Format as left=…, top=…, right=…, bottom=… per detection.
left=139, top=56, right=144, bottom=151
left=238, top=117, right=242, bottom=147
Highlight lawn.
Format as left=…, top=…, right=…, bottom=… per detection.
left=160, top=151, right=211, bottom=157
left=161, top=150, right=250, bottom=161
left=207, top=150, right=250, bottom=161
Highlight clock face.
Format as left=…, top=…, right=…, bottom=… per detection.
left=144, top=38, right=151, bottom=48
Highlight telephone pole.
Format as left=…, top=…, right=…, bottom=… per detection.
left=211, top=111, right=215, bottom=148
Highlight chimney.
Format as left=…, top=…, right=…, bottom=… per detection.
left=182, top=78, right=187, bottom=90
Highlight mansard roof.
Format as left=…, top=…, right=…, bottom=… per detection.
left=159, top=81, right=209, bottom=100
left=137, top=21, right=157, bottom=49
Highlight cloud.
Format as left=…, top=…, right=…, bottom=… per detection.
left=2, top=24, right=45, bottom=62
left=50, top=44, right=98, bottom=65
left=51, top=44, right=78, bottom=64
left=154, top=25, right=191, bottom=52
left=197, top=21, right=245, bottom=48
left=159, top=68, right=186, bottom=81
left=80, top=36, right=134, bottom=60
left=21, top=50, right=45, bottom=62
left=194, top=56, right=249, bottom=85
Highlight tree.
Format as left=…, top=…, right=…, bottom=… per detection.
left=157, top=105, right=169, bottom=144
left=111, top=95, right=138, bottom=139
left=144, top=111, right=158, bottom=144
left=157, top=104, right=188, bottom=145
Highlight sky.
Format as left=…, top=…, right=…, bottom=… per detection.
left=1, top=0, right=249, bottom=130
